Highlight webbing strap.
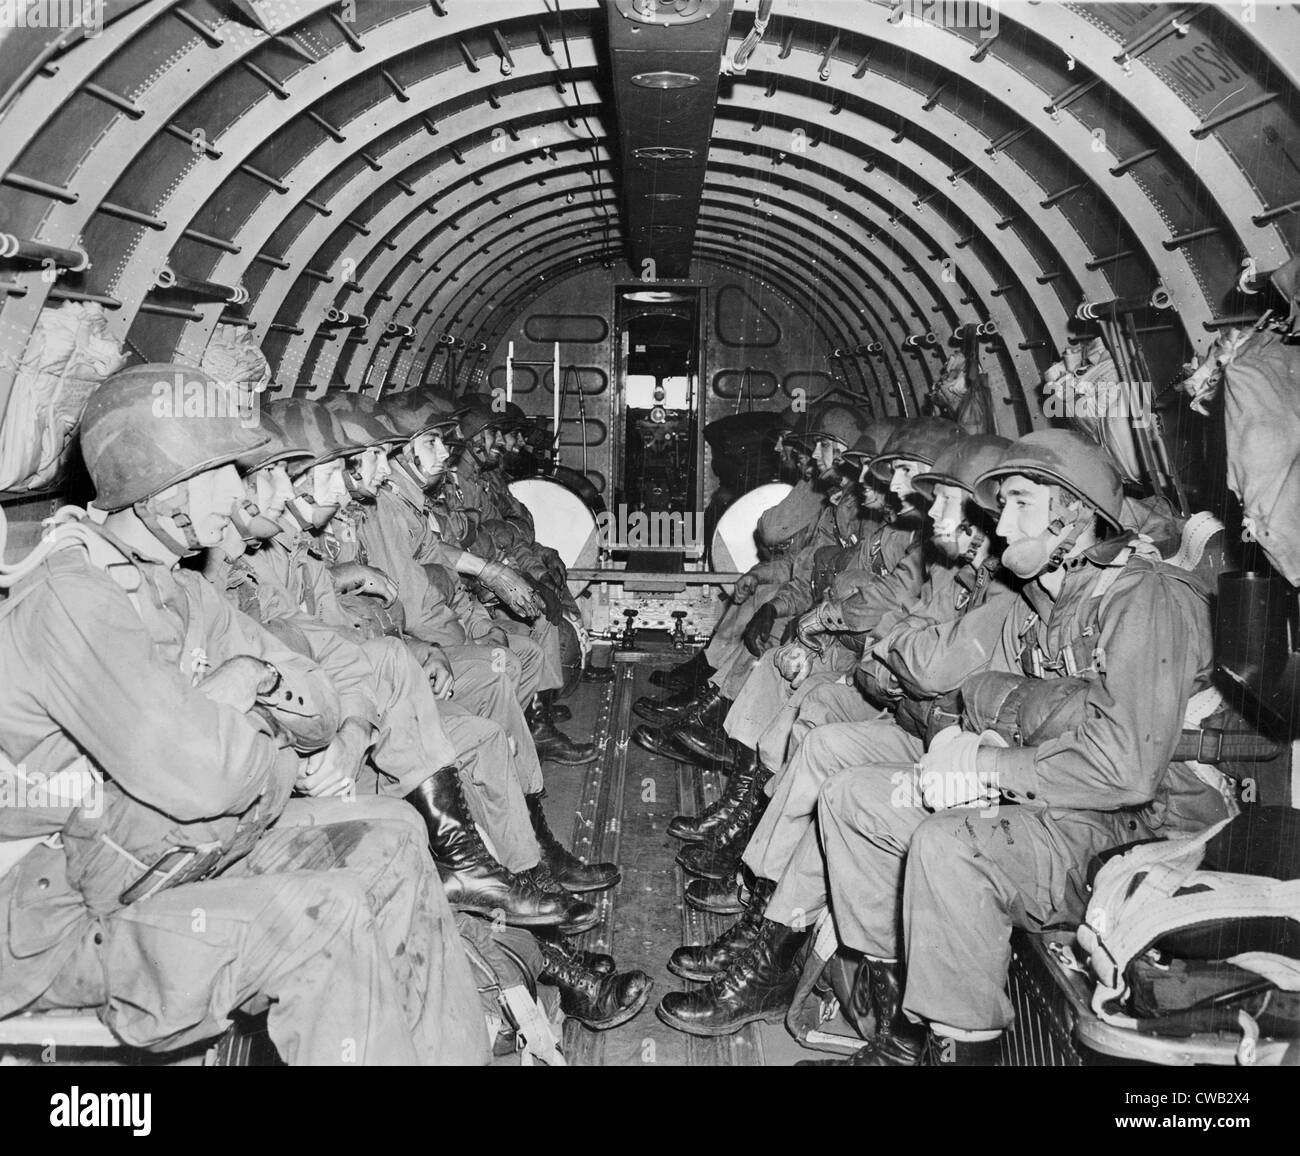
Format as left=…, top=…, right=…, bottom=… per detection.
left=1018, top=548, right=1134, bottom=678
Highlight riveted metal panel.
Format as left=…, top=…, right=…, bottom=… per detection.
left=524, top=313, right=610, bottom=343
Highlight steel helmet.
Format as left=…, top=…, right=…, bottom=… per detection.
left=454, top=395, right=498, bottom=442
left=241, top=410, right=314, bottom=474
left=265, top=399, right=349, bottom=475
left=79, top=363, right=272, bottom=512
left=498, top=401, right=533, bottom=432
left=322, top=391, right=405, bottom=451
left=384, top=390, right=458, bottom=440
left=869, top=417, right=965, bottom=483
left=781, top=403, right=821, bottom=452
left=806, top=402, right=869, bottom=450
left=912, top=434, right=1012, bottom=501
left=839, top=419, right=905, bottom=463
left=972, top=429, right=1125, bottom=530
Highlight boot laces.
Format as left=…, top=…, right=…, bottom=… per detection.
left=541, top=942, right=599, bottom=996
left=699, top=786, right=760, bottom=858
left=682, top=687, right=719, bottom=725
left=699, top=765, right=756, bottom=822
left=713, top=903, right=763, bottom=949
left=526, top=861, right=566, bottom=895
left=706, top=925, right=775, bottom=994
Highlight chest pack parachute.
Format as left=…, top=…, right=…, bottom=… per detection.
left=1077, top=808, right=1300, bottom=1047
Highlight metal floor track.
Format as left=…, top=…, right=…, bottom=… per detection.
left=549, top=644, right=768, bottom=1066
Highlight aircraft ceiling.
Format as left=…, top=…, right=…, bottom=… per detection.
left=0, top=0, right=1296, bottom=419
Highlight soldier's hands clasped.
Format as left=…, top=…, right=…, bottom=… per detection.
left=331, top=562, right=399, bottom=607
left=193, top=655, right=282, bottom=714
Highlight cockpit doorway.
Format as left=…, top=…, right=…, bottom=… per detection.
left=612, top=288, right=704, bottom=561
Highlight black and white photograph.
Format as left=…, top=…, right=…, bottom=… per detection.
left=0, top=0, right=1295, bottom=1127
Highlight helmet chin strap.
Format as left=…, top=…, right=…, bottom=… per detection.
left=343, top=463, right=378, bottom=502
left=394, top=453, right=438, bottom=492
left=1003, top=497, right=1089, bottom=579
left=134, top=498, right=203, bottom=554
left=229, top=497, right=282, bottom=542
left=1041, top=496, right=1091, bottom=573
left=286, top=493, right=338, bottom=531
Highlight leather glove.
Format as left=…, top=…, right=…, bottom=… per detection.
left=731, top=571, right=760, bottom=604
left=773, top=642, right=814, bottom=688
left=742, top=602, right=779, bottom=657
left=479, top=560, right=543, bottom=618
left=795, top=605, right=830, bottom=654
left=330, top=562, right=398, bottom=607
left=532, top=579, right=565, bottom=626
left=915, top=726, right=1007, bottom=813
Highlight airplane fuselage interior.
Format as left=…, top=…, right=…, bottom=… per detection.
left=0, top=0, right=1298, bottom=1085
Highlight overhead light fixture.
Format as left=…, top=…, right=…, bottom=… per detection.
left=645, top=192, right=682, bottom=202
left=624, top=290, right=690, bottom=303
left=631, top=71, right=701, bottom=89
left=633, top=146, right=697, bottom=161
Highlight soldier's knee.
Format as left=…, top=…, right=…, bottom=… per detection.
left=799, top=724, right=852, bottom=770
left=815, top=768, right=859, bottom=813
left=909, top=813, right=977, bottom=872
left=817, top=766, right=894, bottom=830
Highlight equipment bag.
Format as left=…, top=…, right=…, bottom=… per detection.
left=1077, top=809, right=1300, bottom=1042
left=200, top=323, right=271, bottom=394
left=455, top=914, right=564, bottom=1066
left=0, top=302, right=126, bottom=493
left=1222, top=321, right=1300, bottom=585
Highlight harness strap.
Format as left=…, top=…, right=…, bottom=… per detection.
left=0, top=510, right=145, bottom=618
left=1018, top=548, right=1134, bottom=678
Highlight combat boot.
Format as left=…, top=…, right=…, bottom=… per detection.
left=537, top=940, right=653, bottom=1030
left=526, top=790, right=621, bottom=893
left=649, top=649, right=714, bottom=691
left=631, top=686, right=730, bottom=763
left=405, top=767, right=575, bottom=929
left=527, top=690, right=599, bottom=766
left=796, top=959, right=928, bottom=1067
left=630, top=723, right=694, bottom=761
left=684, top=874, right=747, bottom=915
left=674, top=683, right=729, bottom=737
left=673, top=729, right=751, bottom=775
left=523, top=861, right=600, bottom=935
left=668, top=879, right=774, bottom=981
left=667, top=752, right=767, bottom=842
left=632, top=680, right=717, bottom=726
left=656, top=919, right=805, bottom=1036
left=675, top=771, right=768, bottom=880
left=534, top=929, right=615, bottom=976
